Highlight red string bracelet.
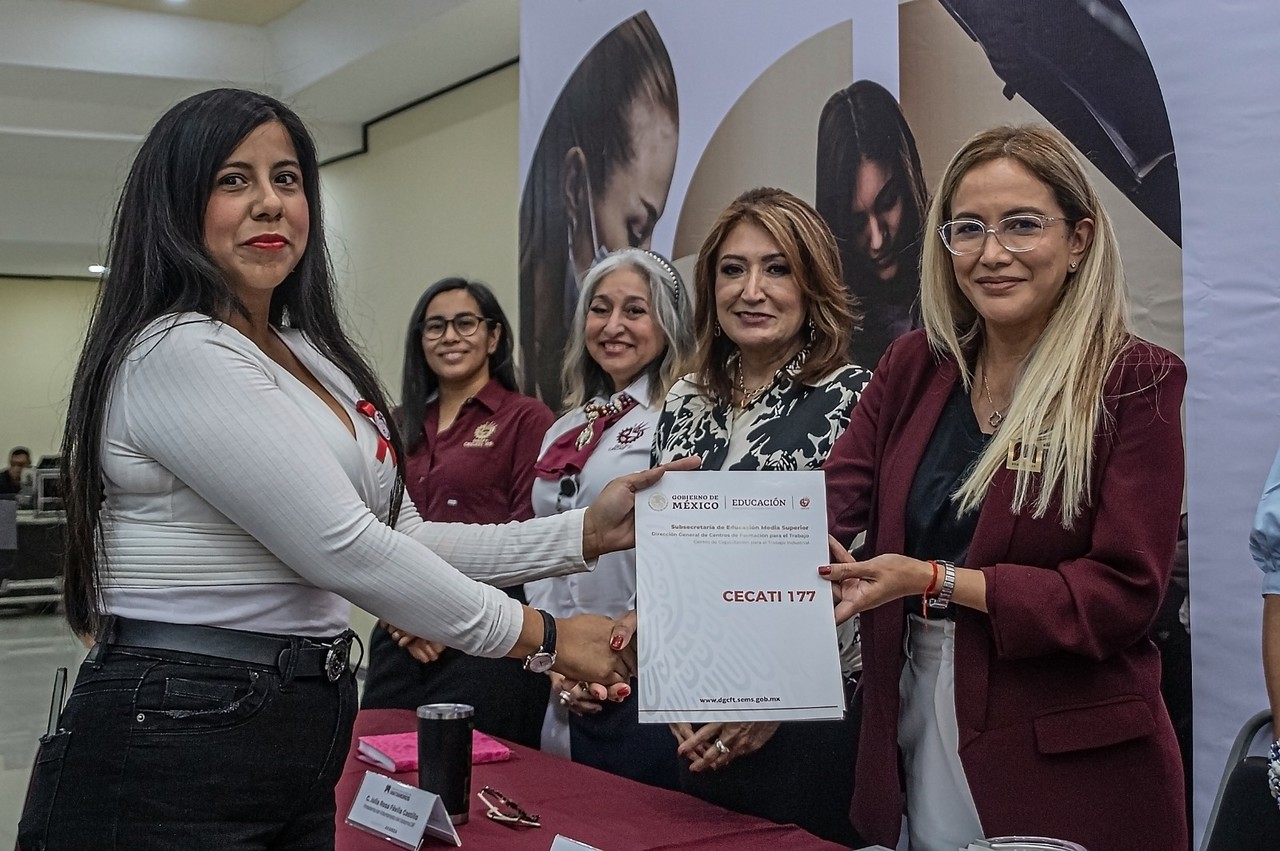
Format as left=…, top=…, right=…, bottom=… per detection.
left=923, top=559, right=940, bottom=621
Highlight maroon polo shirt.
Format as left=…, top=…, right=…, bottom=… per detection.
left=404, top=379, right=553, bottom=525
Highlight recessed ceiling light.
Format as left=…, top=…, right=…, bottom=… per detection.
left=88, top=264, right=107, bottom=274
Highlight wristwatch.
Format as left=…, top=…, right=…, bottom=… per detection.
left=523, top=609, right=558, bottom=673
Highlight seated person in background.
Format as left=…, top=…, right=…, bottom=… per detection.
left=0, top=446, right=31, bottom=495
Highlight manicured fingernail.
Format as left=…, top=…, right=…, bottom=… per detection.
left=818, top=565, right=832, bottom=576
left=610, top=634, right=624, bottom=650
left=616, top=685, right=631, bottom=698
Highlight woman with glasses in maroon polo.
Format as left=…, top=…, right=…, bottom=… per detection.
left=362, top=278, right=554, bottom=748
left=820, top=125, right=1186, bottom=850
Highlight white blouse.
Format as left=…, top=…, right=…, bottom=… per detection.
left=526, top=375, right=657, bottom=618
left=98, top=314, right=590, bottom=653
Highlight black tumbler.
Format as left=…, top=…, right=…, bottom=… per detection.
left=416, top=703, right=474, bottom=824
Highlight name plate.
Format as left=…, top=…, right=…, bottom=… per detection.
left=550, top=836, right=603, bottom=850
left=345, top=771, right=460, bottom=849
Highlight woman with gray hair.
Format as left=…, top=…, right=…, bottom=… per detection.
left=526, top=247, right=694, bottom=787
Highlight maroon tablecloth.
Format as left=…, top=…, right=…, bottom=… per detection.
left=335, top=709, right=848, bottom=850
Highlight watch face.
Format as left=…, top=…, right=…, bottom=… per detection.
left=524, top=652, right=555, bottom=674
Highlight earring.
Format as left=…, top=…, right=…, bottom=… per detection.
left=1069, top=262, right=1078, bottom=271
left=807, top=318, right=817, bottom=342
left=713, top=323, right=722, bottom=338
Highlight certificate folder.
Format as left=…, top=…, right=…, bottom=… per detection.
left=635, top=470, right=846, bottom=723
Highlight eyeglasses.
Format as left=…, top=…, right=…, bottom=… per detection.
left=937, top=214, right=1071, bottom=256
left=422, top=313, right=491, bottom=340
left=477, top=786, right=540, bottom=829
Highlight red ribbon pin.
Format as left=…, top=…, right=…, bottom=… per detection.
left=355, top=400, right=397, bottom=467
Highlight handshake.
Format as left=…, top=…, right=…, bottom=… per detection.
left=381, top=609, right=638, bottom=710
left=549, top=610, right=639, bottom=713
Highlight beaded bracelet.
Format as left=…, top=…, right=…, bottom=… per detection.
left=1269, top=739, right=1280, bottom=808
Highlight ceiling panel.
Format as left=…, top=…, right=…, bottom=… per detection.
left=80, top=0, right=308, bottom=27
left=0, top=0, right=519, bottom=277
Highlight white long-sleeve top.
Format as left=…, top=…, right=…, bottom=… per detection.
left=98, top=314, right=591, bottom=654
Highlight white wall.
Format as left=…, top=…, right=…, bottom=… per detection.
left=0, top=277, right=98, bottom=460
left=322, top=64, right=521, bottom=406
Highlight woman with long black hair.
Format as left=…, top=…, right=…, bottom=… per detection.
left=518, top=11, right=679, bottom=409
left=18, top=88, right=680, bottom=850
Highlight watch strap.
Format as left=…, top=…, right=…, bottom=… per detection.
left=926, top=560, right=957, bottom=609
left=522, top=609, right=557, bottom=672
left=536, top=608, right=557, bottom=657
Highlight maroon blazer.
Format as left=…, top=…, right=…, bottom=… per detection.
left=824, top=330, right=1187, bottom=851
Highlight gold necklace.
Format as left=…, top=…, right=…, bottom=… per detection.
left=735, top=362, right=771, bottom=409
left=733, top=348, right=808, bottom=410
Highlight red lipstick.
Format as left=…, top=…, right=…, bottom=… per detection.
left=244, top=233, right=288, bottom=249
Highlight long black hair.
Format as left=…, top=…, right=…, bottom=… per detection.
left=61, top=88, right=404, bottom=635
left=816, top=80, right=928, bottom=366
left=399, top=278, right=517, bottom=454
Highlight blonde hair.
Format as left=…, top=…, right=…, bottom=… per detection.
left=691, top=187, right=858, bottom=403
left=919, top=125, right=1131, bottom=528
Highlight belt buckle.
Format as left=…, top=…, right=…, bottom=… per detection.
left=325, top=635, right=352, bottom=682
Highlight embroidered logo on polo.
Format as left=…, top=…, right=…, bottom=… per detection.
left=464, top=421, right=498, bottom=448
left=611, top=422, right=648, bottom=449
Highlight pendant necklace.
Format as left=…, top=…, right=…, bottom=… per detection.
left=980, top=357, right=1009, bottom=429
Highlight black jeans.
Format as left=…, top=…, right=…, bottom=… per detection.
left=17, top=638, right=357, bottom=850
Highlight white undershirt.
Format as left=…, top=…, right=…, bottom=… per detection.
left=525, top=375, right=656, bottom=618
left=525, top=376, right=656, bottom=758
left=98, top=314, right=590, bottom=651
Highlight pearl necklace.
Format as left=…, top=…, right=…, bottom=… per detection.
left=574, top=394, right=633, bottom=449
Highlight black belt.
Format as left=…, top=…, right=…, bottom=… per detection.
left=96, top=616, right=356, bottom=682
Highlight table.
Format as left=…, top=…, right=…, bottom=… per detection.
left=0, top=508, right=65, bottom=606
left=336, top=709, right=849, bottom=850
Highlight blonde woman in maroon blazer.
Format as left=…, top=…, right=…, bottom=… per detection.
left=821, top=125, right=1186, bottom=850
